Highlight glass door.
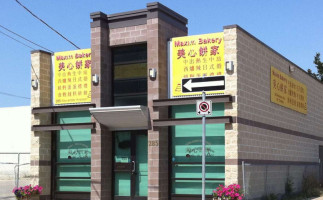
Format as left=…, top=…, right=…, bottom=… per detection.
left=114, top=131, right=147, bottom=200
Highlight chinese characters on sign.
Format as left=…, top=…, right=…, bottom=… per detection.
left=271, top=66, right=307, bottom=114
left=170, top=32, right=224, bottom=98
left=54, top=49, right=91, bottom=105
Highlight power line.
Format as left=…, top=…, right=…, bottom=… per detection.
left=31, top=64, right=39, bottom=82
left=0, top=30, right=41, bottom=82
left=14, top=0, right=80, bottom=49
left=0, top=29, right=35, bottom=50
left=0, top=24, right=53, bottom=53
left=0, top=91, right=30, bottom=100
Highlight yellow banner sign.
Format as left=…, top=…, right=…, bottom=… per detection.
left=170, top=32, right=224, bottom=98
left=271, top=66, right=307, bottom=114
left=54, top=49, right=91, bottom=105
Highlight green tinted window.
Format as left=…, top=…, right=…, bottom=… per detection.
left=171, top=104, right=225, bottom=195
left=56, top=111, right=91, bottom=192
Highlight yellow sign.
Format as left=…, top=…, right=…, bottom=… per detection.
left=170, top=32, right=225, bottom=98
left=54, top=49, right=91, bottom=105
left=271, top=66, right=307, bottom=114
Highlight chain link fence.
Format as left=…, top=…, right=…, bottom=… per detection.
left=242, top=161, right=320, bottom=200
left=0, top=153, right=31, bottom=200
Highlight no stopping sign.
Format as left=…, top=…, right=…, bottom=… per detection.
left=196, top=100, right=212, bottom=115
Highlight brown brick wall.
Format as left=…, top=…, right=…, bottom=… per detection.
left=224, top=25, right=323, bottom=198
left=147, top=18, right=187, bottom=200
left=91, top=17, right=113, bottom=200
left=90, top=4, right=187, bottom=199
left=233, top=26, right=323, bottom=163
left=109, top=24, right=147, bottom=46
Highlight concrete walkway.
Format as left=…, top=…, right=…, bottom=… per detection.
left=311, top=197, right=323, bottom=200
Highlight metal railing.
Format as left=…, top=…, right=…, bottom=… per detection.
left=0, top=152, right=30, bottom=200
left=242, top=161, right=320, bottom=200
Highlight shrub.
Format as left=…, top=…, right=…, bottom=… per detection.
left=285, top=177, right=293, bottom=195
left=261, top=193, right=278, bottom=200
left=302, top=173, right=320, bottom=198
left=213, top=184, right=244, bottom=200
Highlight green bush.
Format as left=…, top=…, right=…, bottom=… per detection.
left=281, top=193, right=303, bottom=200
left=285, top=177, right=294, bottom=196
left=302, top=173, right=320, bottom=198
left=261, top=193, right=278, bottom=200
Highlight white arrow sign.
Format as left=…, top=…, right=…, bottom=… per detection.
left=183, top=79, right=225, bottom=91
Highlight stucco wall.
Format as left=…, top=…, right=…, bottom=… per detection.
left=0, top=106, right=30, bottom=152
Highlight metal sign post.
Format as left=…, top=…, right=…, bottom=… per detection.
left=196, top=91, right=212, bottom=200
left=202, top=91, right=206, bottom=200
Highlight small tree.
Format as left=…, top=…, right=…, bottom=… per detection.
left=307, top=53, right=323, bottom=82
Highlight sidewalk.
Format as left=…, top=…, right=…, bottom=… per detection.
left=311, top=197, right=323, bottom=200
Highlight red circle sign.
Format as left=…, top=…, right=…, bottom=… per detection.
left=199, top=102, right=209, bottom=112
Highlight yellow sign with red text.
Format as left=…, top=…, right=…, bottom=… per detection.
left=54, top=49, right=91, bottom=105
left=270, top=66, right=307, bottom=114
left=170, top=32, right=224, bottom=98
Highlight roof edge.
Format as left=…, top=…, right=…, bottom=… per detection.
left=224, top=24, right=322, bottom=85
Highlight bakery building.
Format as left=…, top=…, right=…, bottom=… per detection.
left=30, top=2, right=323, bottom=200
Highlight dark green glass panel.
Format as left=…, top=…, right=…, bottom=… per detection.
left=57, top=111, right=91, bottom=124
left=114, top=63, right=147, bottom=79
left=173, top=164, right=224, bottom=179
left=114, top=95, right=147, bottom=106
left=57, top=179, right=91, bottom=192
left=57, top=129, right=91, bottom=163
left=172, top=180, right=223, bottom=195
left=56, top=111, right=91, bottom=192
left=172, top=104, right=224, bottom=119
left=115, top=173, right=131, bottom=196
left=57, top=165, right=91, bottom=178
left=114, top=132, right=132, bottom=196
left=113, top=44, right=147, bottom=64
left=171, top=103, right=225, bottom=195
left=112, top=44, right=147, bottom=106
left=115, top=132, right=131, bottom=163
left=135, top=134, right=148, bottom=196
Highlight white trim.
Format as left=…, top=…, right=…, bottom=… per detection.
left=89, top=105, right=149, bottom=131
left=51, top=55, right=55, bottom=106
left=168, top=40, right=173, bottom=98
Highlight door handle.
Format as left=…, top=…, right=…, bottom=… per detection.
left=132, top=161, right=136, bottom=174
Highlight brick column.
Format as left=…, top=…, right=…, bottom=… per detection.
left=223, top=26, right=239, bottom=186
left=30, top=50, right=52, bottom=200
left=146, top=3, right=187, bottom=200
left=90, top=12, right=113, bottom=200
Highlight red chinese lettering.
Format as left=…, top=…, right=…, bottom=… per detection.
left=76, top=60, right=83, bottom=69
left=177, top=48, right=186, bottom=59
left=211, top=46, right=219, bottom=55
left=199, top=46, right=207, bottom=56
left=85, top=60, right=91, bottom=69
left=67, top=63, right=74, bottom=70
left=188, top=49, right=197, bottom=57
left=59, top=62, right=65, bottom=71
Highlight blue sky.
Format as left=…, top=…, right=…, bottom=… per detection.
left=0, top=0, right=322, bottom=107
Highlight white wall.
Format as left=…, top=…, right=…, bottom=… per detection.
left=0, top=106, right=31, bottom=153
